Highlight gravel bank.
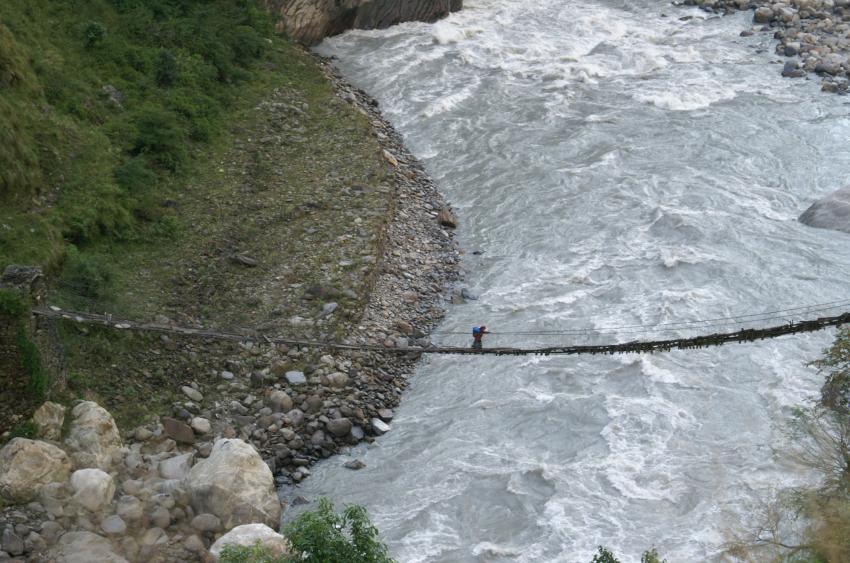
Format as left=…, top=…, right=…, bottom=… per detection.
left=684, top=0, right=850, bottom=93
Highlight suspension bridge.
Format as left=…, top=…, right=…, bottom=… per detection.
left=32, top=298, right=850, bottom=356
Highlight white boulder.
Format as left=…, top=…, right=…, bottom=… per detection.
left=158, top=452, right=194, bottom=480
left=0, top=438, right=71, bottom=503
left=32, top=402, right=66, bottom=441
left=55, top=531, right=127, bottom=563
left=185, top=439, right=281, bottom=529
left=71, top=468, right=115, bottom=512
left=64, top=401, right=122, bottom=470
left=208, top=523, right=291, bottom=562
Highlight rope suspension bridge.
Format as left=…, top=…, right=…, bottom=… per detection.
left=32, top=298, right=850, bottom=356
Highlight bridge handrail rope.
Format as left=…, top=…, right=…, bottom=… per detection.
left=31, top=303, right=850, bottom=356
left=432, top=299, right=850, bottom=336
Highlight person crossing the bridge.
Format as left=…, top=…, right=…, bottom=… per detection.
left=472, top=325, right=489, bottom=350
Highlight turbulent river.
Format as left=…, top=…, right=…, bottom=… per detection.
left=297, top=1, right=850, bottom=560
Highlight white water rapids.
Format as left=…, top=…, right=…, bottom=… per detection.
left=294, top=1, right=850, bottom=560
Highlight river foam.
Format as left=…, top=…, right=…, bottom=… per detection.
left=301, top=0, right=850, bottom=560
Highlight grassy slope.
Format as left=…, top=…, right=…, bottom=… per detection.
left=0, top=0, right=279, bottom=271
left=0, top=0, right=394, bottom=430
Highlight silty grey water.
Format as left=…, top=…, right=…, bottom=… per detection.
left=296, top=0, right=850, bottom=560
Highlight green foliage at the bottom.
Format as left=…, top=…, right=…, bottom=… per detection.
left=283, top=498, right=394, bottom=563
left=591, top=546, right=621, bottom=563
left=219, top=499, right=394, bottom=563
left=219, top=542, right=289, bottom=563
left=7, top=420, right=37, bottom=441
left=17, top=326, right=48, bottom=398
left=590, top=546, right=667, bottom=563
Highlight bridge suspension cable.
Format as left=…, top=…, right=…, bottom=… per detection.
left=31, top=305, right=850, bottom=357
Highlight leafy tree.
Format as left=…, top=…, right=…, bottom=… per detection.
left=283, top=498, right=394, bottom=563
left=590, top=546, right=620, bottom=563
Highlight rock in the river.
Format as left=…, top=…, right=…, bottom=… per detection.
left=208, top=523, right=291, bottom=562
left=185, top=439, right=281, bottom=529
left=438, top=208, right=458, bottom=228
left=371, top=418, right=390, bottom=435
left=799, top=187, right=850, bottom=234
left=32, top=402, right=66, bottom=441
left=71, top=468, right=115, bottom=512
left=64, top=401, right=122, bottom=470
left=0, top=438, right=72, bottom=503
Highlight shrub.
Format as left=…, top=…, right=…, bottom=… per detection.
left=81, top=21, right=107, bottom=49
left=62, top=248, right=114, bottom=300
left=0, top=289, right=26, bottom=318
left=283, top=498, right=394, bottom=563
left=590, top=547, right=620, bottom=563
left=219, top=542, right=289, bottom=563
left=155, top=49, right=178, bottom=87
left=114, top=156, right=157, bottom=194
left=7, top=420, right=37, bottom=441
left=132, top=105, right=187, bottom=171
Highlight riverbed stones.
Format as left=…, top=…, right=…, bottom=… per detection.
left=285, top=371, right=307, bottom=385
left=190, top=417, right=212, bottom=435
left=185, top=439, right=281, bottom=529
left=326, top=417, right=353, bottom=437
left=191, top=513, right=222, bottom=533
left=31, top=402, right=66, bottom=441
left=70, top=469, right=115, bottom=512
left=64, top=401, right=122, bottom=470
left=371, top=418, right=390, bottom=435
left=267, top=391, right=293, bottom=413
left=158, top=452, right=194, bottom=480
left=208, top=523, right=291, bottom=562
left=100, top=515, right=126, bottom=536
left=0, top=439, right=71, bottom=503
left=162, top=417, right=194, bottom=444
left=55, top=531, right=127, bottom=563
left=181, top=386, right=204, bottom=402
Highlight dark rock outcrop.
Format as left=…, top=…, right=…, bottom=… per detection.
left=799, top=187, right=850, bottom=235
left=264, top=0, right=463, bottom=45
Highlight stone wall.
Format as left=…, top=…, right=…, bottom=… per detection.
left=264, top=0, right=463, bottom=45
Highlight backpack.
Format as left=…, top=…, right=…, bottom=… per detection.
left=472, top=326, right=481, bottom=335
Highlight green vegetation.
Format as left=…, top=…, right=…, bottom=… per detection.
left=590, top=546, right=666, bottom=563
left=727, top=327, right=850, bottom=561
left=6, top=420, right=37, bottom=441
left=0, top=0, right=278, bottom=271
left=0, top=288, right=48, bottom=400
left=220, top=499, right=394, bottom=563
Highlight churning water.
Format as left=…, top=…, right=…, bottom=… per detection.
left=300, top=1, right=850, bottom=560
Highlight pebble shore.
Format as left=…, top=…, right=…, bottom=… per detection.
left=683, top=0, right=850, bottom=92
left=0, top=53, right=463, bottom=562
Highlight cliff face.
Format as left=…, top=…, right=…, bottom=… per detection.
left=264, top=0, right=463, bottom=45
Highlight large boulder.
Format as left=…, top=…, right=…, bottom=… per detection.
left=32, top=402, right=66, bottom=441
left=70, top=468, right=115, bottom=512
left=0, top=438, right=72, bottom=503
left=265, top=0, right=463, bottom=45
left=799, top=187, right=850, bottom=234
left=208, top=523, right=291, bottom=562
left=54, top=531, right=127, bottom=563
left=185, top=439, right=281, bottom=530
left=64, top=402, right=122, bottom=470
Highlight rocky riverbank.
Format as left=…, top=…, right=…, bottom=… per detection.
left=0, top=51, right=464, bottom=561
left=683, top=0, right=850, bottom=92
